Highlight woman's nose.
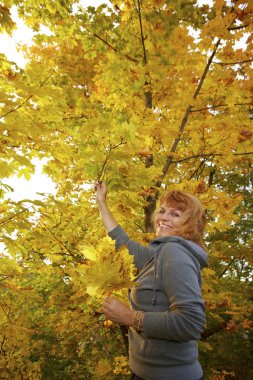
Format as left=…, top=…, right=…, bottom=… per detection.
left=161, top=212, right=171, bottom=220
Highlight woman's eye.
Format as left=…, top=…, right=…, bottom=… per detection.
left=158, top=210, right=165, bottom=214
left=171, top=212, right=180, bottom=217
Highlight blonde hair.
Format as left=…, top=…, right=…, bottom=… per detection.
left=154, top=190, right=206, bottom=245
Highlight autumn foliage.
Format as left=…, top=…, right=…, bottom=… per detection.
left=0, top=0, right=252, bottom=379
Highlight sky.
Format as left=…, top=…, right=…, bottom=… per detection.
left=0, top=8, right=46, bottom=200
left=4, top=159, right=56, bottom=202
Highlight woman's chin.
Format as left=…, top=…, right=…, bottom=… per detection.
left=156, top=228, right=173, bottom=237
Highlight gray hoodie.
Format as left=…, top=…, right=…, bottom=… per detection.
left=108, top=225, right=208, bottom=380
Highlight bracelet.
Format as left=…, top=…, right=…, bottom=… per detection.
left=133, top=311, right=145, bottom=332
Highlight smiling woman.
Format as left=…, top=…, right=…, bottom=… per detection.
left=154, top=204, right=185, bottom=237
left=154, top=190, right=206, bottom=244
left=95, top=181, right=208, bottom=380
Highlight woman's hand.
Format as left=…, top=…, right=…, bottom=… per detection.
left=102, top=297, right=135, bottom=327
left=95, top=181, right=107, bottom=204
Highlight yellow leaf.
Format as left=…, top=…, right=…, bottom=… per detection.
left=95, top=359, right=111, bottom=376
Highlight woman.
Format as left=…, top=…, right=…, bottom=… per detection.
left=95, top=181, right=208, bottom=380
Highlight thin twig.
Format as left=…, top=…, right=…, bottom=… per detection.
left=91, top=31, right=138, bottom=63
left=170, top=151, right=253, bottom=164
left=228, top=23, right=250, bottom=30
left=218, top=257, right=238, bottom=278
left=41, top=222, right=78, bottom=257
left=0, top=73, right=53, bottom=120
left=0, top=95, right=33, bottom=120
left=97, top=140, right=126, bottom=181
left=191, top=102, right=252, bottom=113
left=213, top=59, right=253, bottom=65
left=234, top=151, right=253, bottom=156
left=0, top=208, right=29, bottom=227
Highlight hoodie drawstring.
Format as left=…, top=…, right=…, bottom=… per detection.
left=152, top=248, right=160, bottom=305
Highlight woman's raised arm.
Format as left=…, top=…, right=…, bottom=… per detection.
left=95, top=181, right=118, bottom=233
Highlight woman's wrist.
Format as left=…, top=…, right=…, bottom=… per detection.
left=97, top=201, right=108, bottom=211
left=133, top=311, right=145, bottom=332
left=97, top=198, right=107, bottom=206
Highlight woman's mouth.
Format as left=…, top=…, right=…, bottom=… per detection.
left=158, top=223, right=172, bottom=229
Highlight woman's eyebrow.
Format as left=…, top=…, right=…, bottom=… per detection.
left=165, top=207, right=181, bottom=212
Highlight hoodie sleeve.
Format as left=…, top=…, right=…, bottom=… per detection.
left=108, top=225, right=154, bottom=270
left=143, top=242, right=205, bottom=342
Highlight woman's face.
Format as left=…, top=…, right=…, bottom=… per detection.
left=154, top=203, right=185, bottom=237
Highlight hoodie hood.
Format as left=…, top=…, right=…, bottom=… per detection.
left=149, top=235, right=208, bottom=268
left=183, top=239, right=208, bottom=269
left=148, top=236, right=208, bottom=305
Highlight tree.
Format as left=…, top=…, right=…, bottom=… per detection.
left=0, top=0, right=252, bottom=378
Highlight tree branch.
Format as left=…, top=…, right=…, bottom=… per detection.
left=136, top=0, right=152, bottom=109
left=191, top=102, right=252, bottom=113
left=213, top=59, right=253, bottom=65
left=0, top=73, right=53, bottom=120
left=233, top=151, right=253, bottom=156
left=208, top=167, right=216, bottom=187
left=171, top=153, right=222, bottom=164
left=201, top=317, right=232, bottom=339
left=92, top=32, right=138, bottom=63
left=0, top=274, right=15, bottom=280
left=157, top=12, right=239, bottom=185
left=135, top=0, right=155, bottom=230
left=188, top=159, right=206, bottom=180
left=157, top=105, right=193, bottom=187
left=157, top=36, right=225, bottom=187
left=218, top=257, right=237, bottom=278
left=93, top=32, right=117, bottom=52
left=0, top=305, right=9, bottom=320
left=0, top=207, right=29, bottom=227
left=0, top=335, right=7, bottom=357
left=170, top=151, right=253, bottom=164
left=0, top=95, right=33, bottom=120
left=137, top=0, right=147, bottom=65
left=41, top=222, right=78, bottom=257
left=194, top=39, right=222, bottom=100
left=63, top=114, right=88, bottom=121
left=228, top=23, right=250, bottom=30
left=97, top=139, right=126, bottom=181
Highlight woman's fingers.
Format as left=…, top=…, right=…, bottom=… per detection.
left=94, top=181, right=101, bottom=190
left=102, top=297, right=117, bottom=316
left=94, top=181, right=106, bottom=191
left=103, top=297, right=112, bottom=308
